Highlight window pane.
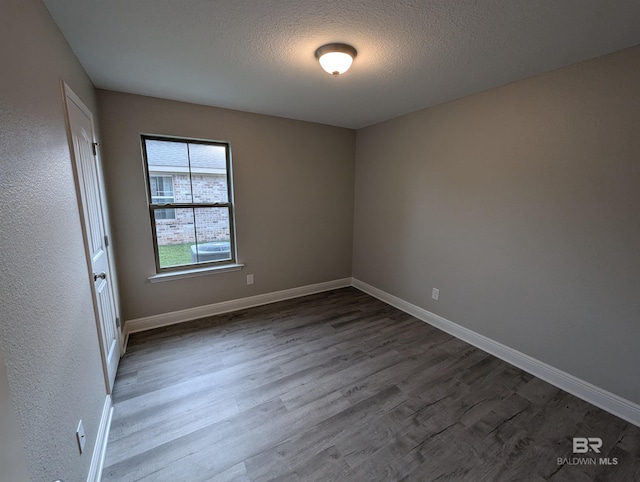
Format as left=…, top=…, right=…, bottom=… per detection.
left=193, top=207, right=231, bottom=262
left=146, top=140, right=193, bottom=202
left=189, top=143, right=228, bottom=203
left=146, top=140, right=189, bottom=169
left=155, top=207, right=175, bottom=220
left=154, top=208, right=196, bottom=268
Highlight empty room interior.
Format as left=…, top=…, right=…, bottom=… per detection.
left=2, top=0, right=640, bottom=481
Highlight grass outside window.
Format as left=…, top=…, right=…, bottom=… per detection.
left=158, top=241, right=231, bottom=268
left=157, top=243, right=193, bottom=267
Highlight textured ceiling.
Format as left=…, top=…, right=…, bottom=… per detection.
left=43, top=0, right=640, bottom=129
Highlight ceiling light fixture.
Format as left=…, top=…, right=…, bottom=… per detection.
left=315, top=43, right=357, bottom=76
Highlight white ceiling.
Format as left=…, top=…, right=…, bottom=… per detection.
left=43, top=0, right=640, bottom=129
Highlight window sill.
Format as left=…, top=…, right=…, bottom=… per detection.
left=148, top=263, right=244, bottom=283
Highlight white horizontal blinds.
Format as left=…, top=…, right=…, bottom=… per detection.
left=150, top=175, right=174, bottom=203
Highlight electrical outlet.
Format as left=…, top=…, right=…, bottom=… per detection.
left=432, top=288, right=440, bottom=301
left=247, top=274, right=254, bottom=285
left=76, top=420, right=86, bottom=454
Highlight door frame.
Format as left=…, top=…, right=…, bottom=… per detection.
left=62, top=82, right=123, bottom=392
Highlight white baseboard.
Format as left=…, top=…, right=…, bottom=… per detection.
left=87, top=394, right=113, bottom=482
left=124, top=278, right=352, bottom=336
left=352, top=278, right=640, bottom=428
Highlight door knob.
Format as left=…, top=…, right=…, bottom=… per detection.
left=94, top=272, right=106, bottom=281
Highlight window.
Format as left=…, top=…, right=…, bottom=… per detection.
left=142, top=135, right=236, bottom=272
left=149, top=175, right=175, bottom=219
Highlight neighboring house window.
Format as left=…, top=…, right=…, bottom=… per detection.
left=142, top=135, right=236, bottom=271
left=149, top=175, right=175, bottom=219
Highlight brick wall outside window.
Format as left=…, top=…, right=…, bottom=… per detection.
left=154, top=173, right=230, bottom=245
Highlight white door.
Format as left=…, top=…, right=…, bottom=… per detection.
left=64, top=84, right=121, bottom=393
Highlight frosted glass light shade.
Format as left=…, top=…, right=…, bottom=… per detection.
left=318, top=52, right=354, bottom=75
left=315, top=43, right=357, bottom=76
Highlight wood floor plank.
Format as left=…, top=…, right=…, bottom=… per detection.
left=243, top=386, right=408, bottom=481
left=102, top=287, right=640, bottom=481
left=105, top=392, right=238, bottom=464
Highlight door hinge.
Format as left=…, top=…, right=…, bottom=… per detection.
left=104, top=235, right=109, bottom=247
left=92, top=142, right=100, bottom=156
left=115, top=317, right=121, bottom=328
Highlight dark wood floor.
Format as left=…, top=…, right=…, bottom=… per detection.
left=102, top=288, right=640, bottom=481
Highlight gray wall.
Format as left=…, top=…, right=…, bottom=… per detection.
left=353, top=46, right=640, bottom=405
left=0, top=349, right=29, bottom=482
left=96, top=90, right=356, bottom=321
left=0, top=0, right=108, bottom=480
